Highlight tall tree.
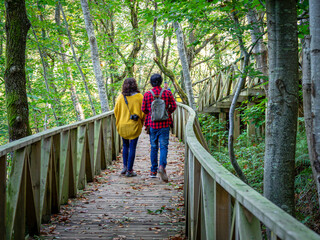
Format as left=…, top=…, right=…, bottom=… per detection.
left=60, top=3, right=96, bottom=115
left=80, top=0, right=109, bottom=112
left=309, top=0, right=320, bottom=208
left=264, top=0, right=298, bottom=215
left=4, top=0, right=32, bottom=141
left=173, top=21, right=195, bottom=109
left=55, top=4, right=85, bottom=121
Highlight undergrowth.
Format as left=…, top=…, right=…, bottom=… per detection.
left=198, top=113, right=320, bottom=233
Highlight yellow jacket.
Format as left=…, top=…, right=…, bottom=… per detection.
left=114, top=93, right=145, bottom=140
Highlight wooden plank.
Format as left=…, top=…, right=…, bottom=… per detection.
left=235, top=201, right=262, bottom=240
left=0, top=111, right=114, bottom=158
left=233, top=110, right=240, bottom=141
left=94, top=119, right=102, bottom=175
left=85, top=130, right=94, bottom=182
left=188, top=148, right=194, bottom=238
left=13, top=156, right=26, bottom=240
left=102, top=116, right=112, bottom=166
left=6, top=148, right=26, bottom=240
left=39, top=137, right=52, bottom=223
left=87, top=122, right=95, bottom=172
left=77, top=125, right=87, bottom=190
left=181, top=109, right=185, bottom=143
left=201, top=167, right=216, bottom=240
left=111, top=116, right=117, bottom=161
left=216, top=183, right=231, bottom=240
left=193, top=157, right=202, bottom=240
left=69, top=129, right=77, bottom=198
left=184, top=145, right=189, bottom=238
left=42, top=145, right=53, bottom=223
left=52, top=134, right=61, bottom=213
left=99, top=125, right=107, bottom=170
left=60, top=131, right=70, bottom=204
left=0, top=155, right=6, bottom=240
left=26, top=153, right=39, bottom=235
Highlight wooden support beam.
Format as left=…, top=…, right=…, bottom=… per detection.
left=201, top=167, right=216, bottom=240
left=233, top=110, right=240, bottom=141
left=235, top=201, right=262, bottom=240
left=6, top=148, right=27, bottom=239
left=216, top=183, right=231, bottom=240
left=77, top=125, right=87, bottom=190
left=0, top=155, right=6, bottom=240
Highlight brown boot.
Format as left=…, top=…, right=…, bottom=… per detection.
left=159, top=166, right=168, bottom=182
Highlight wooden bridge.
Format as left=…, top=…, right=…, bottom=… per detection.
left=0, top=103, right=319, bottom=239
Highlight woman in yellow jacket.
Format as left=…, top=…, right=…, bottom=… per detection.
left=114, top=78, right=145, bottom=177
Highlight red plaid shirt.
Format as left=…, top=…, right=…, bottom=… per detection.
left=142, top=86, right=177, bottom=129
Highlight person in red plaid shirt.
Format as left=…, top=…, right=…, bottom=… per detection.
left=142, top=74, right=177, bottom=182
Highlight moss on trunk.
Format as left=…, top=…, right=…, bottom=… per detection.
left=4, top=0, right=32, bottom=142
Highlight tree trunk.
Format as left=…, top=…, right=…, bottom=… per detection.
left=152, top=15, right=188, bottom=103
left=60, top=3, right=96, bottom=115
left=55, top=5, right=85, bottom=121
left=174, top=21, right=195, bottom=110
left=247, top=8, right=268, bottom=94
left=309, top=0, right=320, bottom=207
left=264, top=0, right=298, bottom=216
left=31, top=27, right=60, bottom=124
left=4, top=0, right=32, bottom=142
left=228, top=53, right=250, bottom=184
left=80, top=0, right=109, bottom=112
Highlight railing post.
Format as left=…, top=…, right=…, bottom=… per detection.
left=87, top=122, right=95, bottom=177
left=60, top=131, right=70, bottom=205
left=174, top=108, right=178, bottom=137
left=102, top=116, right=112, bottom=166
left=6, top=148, right=27, bottom=239
left=94, top=119, right=102, bottom=175
left=235, top=201, right=262, bottom=240
left=27, top=141, right=42, bottom=235
left=201, top=167, right=216, bottom=240
left=188, top=148, right=202, bottom=240
left=0, top=155, right=6, bottom=240
left=216, top=183, right=231, bottom=240
left=184, top=143, right=189, bottom=234
left=76, top=125, right=87, bottom=190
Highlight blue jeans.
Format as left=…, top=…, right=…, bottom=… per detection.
left=122, top=137, right=139, bottom=171
left=149, top=127, right=170, bottom=172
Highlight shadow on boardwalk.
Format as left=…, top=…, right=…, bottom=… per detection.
left=37, top=131, right=186, bottom=240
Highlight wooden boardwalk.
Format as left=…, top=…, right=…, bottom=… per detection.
left=38, top=131, right=186, bottom=240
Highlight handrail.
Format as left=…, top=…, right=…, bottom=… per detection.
left=173, top=103, right=320, bottom=240
left=0, top=110, right=121, bottom=240
left=197, top=64, right=264, bottom=112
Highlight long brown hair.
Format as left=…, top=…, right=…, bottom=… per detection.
left=122, top=78, right=140, bottom=96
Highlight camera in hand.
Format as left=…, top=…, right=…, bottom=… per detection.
left=130, top=114, right=139, bottom=121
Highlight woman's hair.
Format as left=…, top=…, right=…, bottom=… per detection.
left=150, top=73, right=162, bottom=87
left=122, top=77, right=140, bottom=96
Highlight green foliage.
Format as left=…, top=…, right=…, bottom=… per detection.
left=199, top=113, right=318, bottom=229
left=238, top=96, right=266, bottom=128
left=198, top=113, right=228, bottom=151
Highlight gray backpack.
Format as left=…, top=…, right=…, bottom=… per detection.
left=150, top=89, right=169, bottom=122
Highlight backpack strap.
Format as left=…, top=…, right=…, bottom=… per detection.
left=150, top=89, right=160, bottom=98
left=159, top=88, right=166, bottom=98
left=150, top=89, right=156, bottom=97
left=150, top=89, right=165, bottom=99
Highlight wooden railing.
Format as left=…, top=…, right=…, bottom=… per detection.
left=172, top=103, right=320, bottom=240
left=0, top=111, right=121, bottom=240
left=197, top=64, right=264, bottom=112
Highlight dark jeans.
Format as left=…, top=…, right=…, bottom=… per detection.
left=149, top=127, right=170, bottom=172
left=122, top=137, right=139, bottom=172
